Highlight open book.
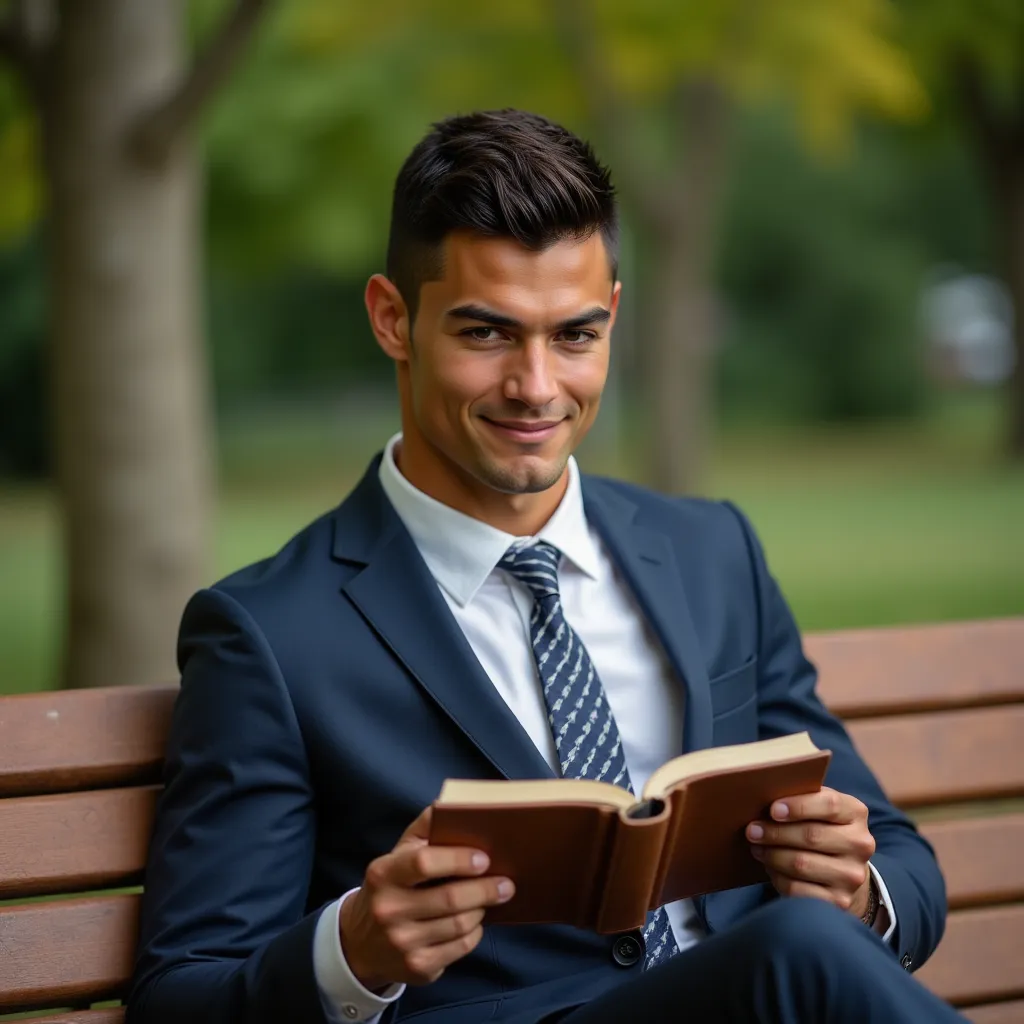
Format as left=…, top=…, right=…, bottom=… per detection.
left=429, top=732, right=831, bottom=933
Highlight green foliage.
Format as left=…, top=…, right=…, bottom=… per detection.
left=0, top=234, right=46, bottom=475
left=900, top=0, right=1023, bottom=110
left=0, top=68, right=41, bottom=247
left=200, top=0, right=929, bottom=276
left=588, top=0, right=927, bottom=149
left=717, top=113, right=929, bottom=422
left=202, top=1, right=447, bottom=276
left=0, top=0, right=1005, bottom=476
left=207, top=269, right=387, bottom=403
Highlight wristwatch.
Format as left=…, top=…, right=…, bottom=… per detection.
left=860, top=875, right=880, bottom=927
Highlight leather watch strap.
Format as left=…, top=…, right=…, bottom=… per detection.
left=860, top=874, right=880, bottom=927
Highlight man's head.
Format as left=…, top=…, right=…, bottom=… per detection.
left=366, top=109, right=619, bottom=526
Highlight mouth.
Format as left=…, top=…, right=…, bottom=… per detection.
left=481, top=417, right=566, bottom=445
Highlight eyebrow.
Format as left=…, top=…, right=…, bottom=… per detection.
left=445, top=303, right=611, bottom=332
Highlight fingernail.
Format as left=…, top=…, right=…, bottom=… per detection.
left=472, top=852, right=489, bottom=871
left=748, top=824, right=764, bottom=841
left=750, top=846, right=765, bottom=860
left=773, top=803, right=789, bottom=820
left=497, top=880, right=514, bottom=901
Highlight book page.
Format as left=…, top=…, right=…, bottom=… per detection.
left=436, top=777, right=636, bottom=810
left=642, top=732, right=820, bottom=799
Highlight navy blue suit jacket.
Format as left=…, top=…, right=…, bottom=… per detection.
left=128, top=459, right=946, bottom=1024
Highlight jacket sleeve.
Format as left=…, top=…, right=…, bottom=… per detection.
left=723, top=501, right=947, bottom=970
left=126, top=587, right=329, bottom=1024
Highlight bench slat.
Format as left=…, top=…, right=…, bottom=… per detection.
left=958, top=999, right=1024, bottom=1024
left=809, top=618, right=1024, bottom=718
left=2, top=795, right=1007, bottom=910
left=920, top=813, right=1024, bottom=909
left=917, top=905, right=1024, bottom=1006
left=0, top=686, right=176, bottom=798
left=847, top=705, right=1024, bottom=807
left=963, top=1002, right=1024, bottom=1024
left=15, top=1012, right=125, bottom=1024
left=0, top=787, right=158, bottom=899
left=0, top=895, right=138, bottom=1012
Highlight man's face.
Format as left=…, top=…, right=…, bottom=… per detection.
left=398, top=231, right=618, bottom=500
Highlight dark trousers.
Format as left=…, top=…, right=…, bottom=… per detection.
left=555, top=898, right=965, bottom=1024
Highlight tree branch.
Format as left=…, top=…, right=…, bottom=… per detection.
left=0, top=0, right=57, bottom=104
left=550, top=0, right=667, bottom=226
left=130, top=0, right=270, bottom=165
left=0, top=17, right=28, bottom=70
left=954, top=55, right=1024, bottom=166
left=668, top=76, right=731, bottom=228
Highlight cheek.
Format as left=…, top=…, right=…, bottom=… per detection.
left=414, top=350, right=497, bottom=420
left=564, top=354, right=608, bottom=407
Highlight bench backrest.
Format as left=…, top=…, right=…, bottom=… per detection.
left=1, top=618, right=1022, bottom=1023
left=0, top=686, right=174, bottom=1021
left=808, top=618, right=1024, bottom=1023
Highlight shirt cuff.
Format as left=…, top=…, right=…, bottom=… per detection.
left=313, top=890, right=405, bottom=1023
left=867, top=861, right=897, bottom=945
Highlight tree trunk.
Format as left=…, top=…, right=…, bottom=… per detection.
left=42, top=0, right=212, bottom=689
left=955, top=63, right=1024, bottom=460
left=638, top=80, right=730, bottom=495
left=998, top=156, right=1024, bottom=458
left=548, top=4, right=728, bottom=492
left=640, top=218, right=717, bottom=494
left=977, top=134, right=1024, bottom=459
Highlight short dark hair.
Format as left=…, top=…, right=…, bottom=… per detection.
left=386, top=109, right=618, bottom=321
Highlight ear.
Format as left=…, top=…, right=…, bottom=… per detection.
left=365, top=274, right=412, bottom=362
left=608, top=279, right=622, bottom=331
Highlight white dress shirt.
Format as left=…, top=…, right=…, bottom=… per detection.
left=313, top=434, right=896, bottom=1022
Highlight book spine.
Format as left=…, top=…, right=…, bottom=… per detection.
left=647, top=787, right=688, bottom=910
left=593, top=803, right=671, bottom=934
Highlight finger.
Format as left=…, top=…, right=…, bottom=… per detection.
left=387, top=839, right=491, bottom=888
left=764, top=868, right=845, bottom=908
left=770, top=787, right=863, bottom=826
left=398, top=805, right=434, bottom=845
left=369, top=842, right=490, bottom=891
left=367, top=873, right=513, bottom=928
left=398, top=874, right=515, bottom=923
left=402, top=924, right=486, bottom=985
left=747, top=820, right=869, bottom=857
left=753, top=846, right=868, bottom=897
left=389, top=907, right=487, bottom=952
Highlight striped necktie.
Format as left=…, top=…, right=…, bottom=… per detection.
left=499, top=540, right=679, bottom=969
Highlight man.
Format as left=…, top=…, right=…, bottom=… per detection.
left=128, top=109, right=958, bottom=1024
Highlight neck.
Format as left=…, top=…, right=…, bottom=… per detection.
left=395, top=432, right=569, bottom=537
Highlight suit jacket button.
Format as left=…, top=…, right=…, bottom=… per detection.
left=900, top=953, right=913, bottom=970
left=611, top=932, right=644, bottom=967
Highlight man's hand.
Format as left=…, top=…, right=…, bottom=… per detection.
left=340, top=807, right=514, bottom=992
left=746, top=786, right=876, bottom=918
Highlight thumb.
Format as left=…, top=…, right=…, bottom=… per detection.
left=397, top=804, right=433, bottom=848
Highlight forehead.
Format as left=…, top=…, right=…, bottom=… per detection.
left=420, top=232, right=614, bottom=322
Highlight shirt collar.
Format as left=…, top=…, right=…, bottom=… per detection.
left=377, top=433, right=600, bottom=607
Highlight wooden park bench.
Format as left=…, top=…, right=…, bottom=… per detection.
left=1, top=616, right=1022, bottom=1022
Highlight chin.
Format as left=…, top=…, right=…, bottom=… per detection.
left=476, top=455, right=567, bottom=496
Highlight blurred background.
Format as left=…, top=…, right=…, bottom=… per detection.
left=0, top=0, right=1021, bottom=696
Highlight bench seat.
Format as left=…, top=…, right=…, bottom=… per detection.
left=2, top=618, right=1022, bottom=1022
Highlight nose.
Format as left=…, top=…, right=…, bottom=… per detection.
left=504, top=340, right=559, bottom=409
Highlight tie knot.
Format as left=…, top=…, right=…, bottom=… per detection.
left=499, top=541, right=562, bottom=600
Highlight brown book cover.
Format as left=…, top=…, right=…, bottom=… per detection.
left=429, top=732, right=831, bottom=932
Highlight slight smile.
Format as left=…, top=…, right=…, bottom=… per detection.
left=481, top=418, right=566, bottom=444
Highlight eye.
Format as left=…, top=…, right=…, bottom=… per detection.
left=462, top=326, right=505, bottom=343
left=558, top=330, right=597, bottom=346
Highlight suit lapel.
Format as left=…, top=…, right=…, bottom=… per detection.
left=582, top=480, right=715, bottom=753
left=332, top=463, right=554, bottom=782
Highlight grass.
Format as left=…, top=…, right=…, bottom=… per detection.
left=706, top=419, right=1024, bottom=631
left=1, top=396, right=1022, bottom=695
